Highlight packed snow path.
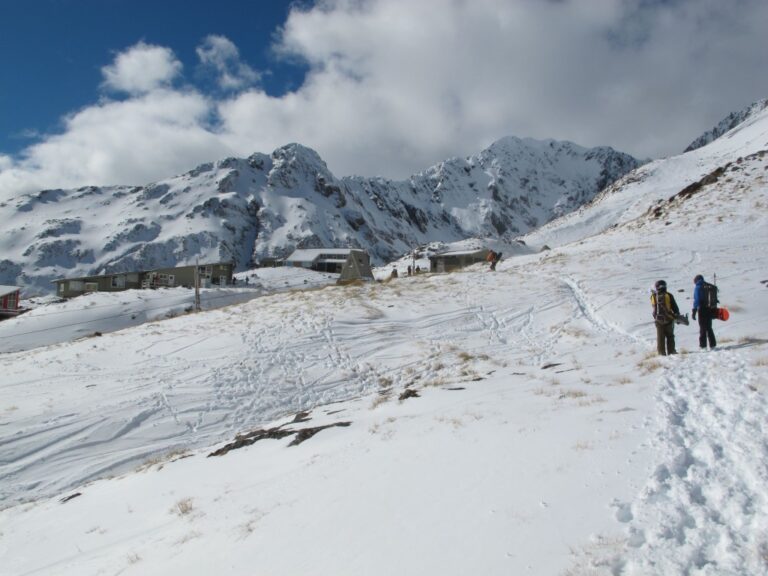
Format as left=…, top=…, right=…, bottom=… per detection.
left=612, top=346, right=768, bottom=575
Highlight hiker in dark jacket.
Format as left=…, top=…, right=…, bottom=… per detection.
left=692, top=274, right=717, bottom=349
left=651, top=279, right=680, bottom=356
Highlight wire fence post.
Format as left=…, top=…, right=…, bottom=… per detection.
left=194, top=260, right=201, bottom=313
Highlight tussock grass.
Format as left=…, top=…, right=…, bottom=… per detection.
left=638, top=351, right=663, bottom=374
left=558, top=389, right=587, bottom=400
left=172, top=498, right=194, bottom=517
left=423, top=377, right=446, bottom=388
left=370, top=393, right=391, bottom=409
left=456, top=350, right=491, bottom=363
left=578, top=395, right=606, bottom=407
left=378, top=376, right=393, bottom=388
left=137, top=448, right=190, bottom=472
left=562, top=325, right=588, bottom=339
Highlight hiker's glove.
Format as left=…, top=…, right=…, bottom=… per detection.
left=692, top=309, right=697, bottom=320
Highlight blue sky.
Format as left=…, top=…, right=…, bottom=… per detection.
left=1, top=0, right=767, bottom=197
left=0, top=0, right=305, bottom=153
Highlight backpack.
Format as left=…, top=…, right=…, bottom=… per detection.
left=700, top=282, right=718, bottom=309
left=651, top=290, right=672, bottom=324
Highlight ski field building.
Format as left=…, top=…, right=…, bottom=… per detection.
left=337, top=250, right=375, bottom=284
left=428, top=248, right=490, bottom=273
left=52, top=262, right=234, bottom=299
left=0, top=285, right=21, bottom=319
left=284, top=248, right=372, bottom=275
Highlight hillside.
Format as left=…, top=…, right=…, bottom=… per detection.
left=0, top=109, right=766, bottom=574
left=522, top=102, right=768, bottom=250
left=0, top=137, right=640, bottom=295
left=684, top=98, right=768, bottom=152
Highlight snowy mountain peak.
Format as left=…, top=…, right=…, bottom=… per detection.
left=0, top=138, right=642, bottom=295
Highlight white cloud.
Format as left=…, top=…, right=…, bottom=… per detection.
left=196, top=35, right=260, bottom=91
left=102, top=41, right=183, bottom=94
left=239, top=0, right=768, bottom=176
left=0, top=90, right=232, bottom=194
left=2, top=1, right=768, bottom=198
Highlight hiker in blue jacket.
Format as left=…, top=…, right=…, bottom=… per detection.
left=692, top=275, right=717, bottom=349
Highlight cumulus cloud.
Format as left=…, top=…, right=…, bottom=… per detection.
left=2, top=1, right=768, bottom=198
left=0, top=88, right=232, bottom=194
left=101, top=41, right=183, bottom=94
left=197, top=35, right=260, bottom=91
left=226, top=0, right=768, bottom=176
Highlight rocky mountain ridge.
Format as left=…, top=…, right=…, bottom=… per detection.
left=0, top=136, right=641, bottom=294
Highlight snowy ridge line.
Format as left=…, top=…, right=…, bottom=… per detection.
left=608, top=348, right=768, bottom=574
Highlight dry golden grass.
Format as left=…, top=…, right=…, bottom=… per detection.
left=378, top=376, right=393, bottom=388
left=456, top=350, right=491, bottom=363
left=172, top=498, right=194, bottom=517
left=558, top=389, right=587, bottom=400
left=637, top=350, right=663, bottom=374
left=370, top=393, right=391, bottom=410
left=136, top=448, right=190, bottom=472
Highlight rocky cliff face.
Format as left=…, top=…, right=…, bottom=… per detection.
left=0, top=137, right=641, bottom=294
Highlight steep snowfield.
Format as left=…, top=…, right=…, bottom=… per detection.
left=522, top=103, right=768, bottom=251
left=0, top=138, right=639, bottom=295
left=685, top=98, right=768, bottom=152
left=1, top=112, right=766, bottom=575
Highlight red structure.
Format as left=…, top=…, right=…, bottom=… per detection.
left=0, top=285, right=21, bottom=318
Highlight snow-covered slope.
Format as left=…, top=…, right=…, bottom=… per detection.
left=0, top=138, right=640, bottom=295
left=1, top=106, right=767, bottom=575
left=522, top=101, right=768, bottom=250
left=685, top=98, right=768, bottom=152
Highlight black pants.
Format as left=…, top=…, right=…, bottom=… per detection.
left=656, top=321, right=676, bottom=355
left=698, top=308, right=717, bottom=348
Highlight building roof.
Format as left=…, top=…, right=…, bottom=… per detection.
left=0, top=285, right=20, bottom=298
left=285, top=248, right=361, bottom=263
left=431, top=248, right=488, bottom=257
left=51, top=261, right=231, bottom=284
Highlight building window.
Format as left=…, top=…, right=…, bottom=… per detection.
left=58, top=283, right=64, bottom=294
left=70, top=280, right=85, bottom=292
left=85, top=282, right=98, bottom=292
left=111, top=275, right=125, bottom=288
